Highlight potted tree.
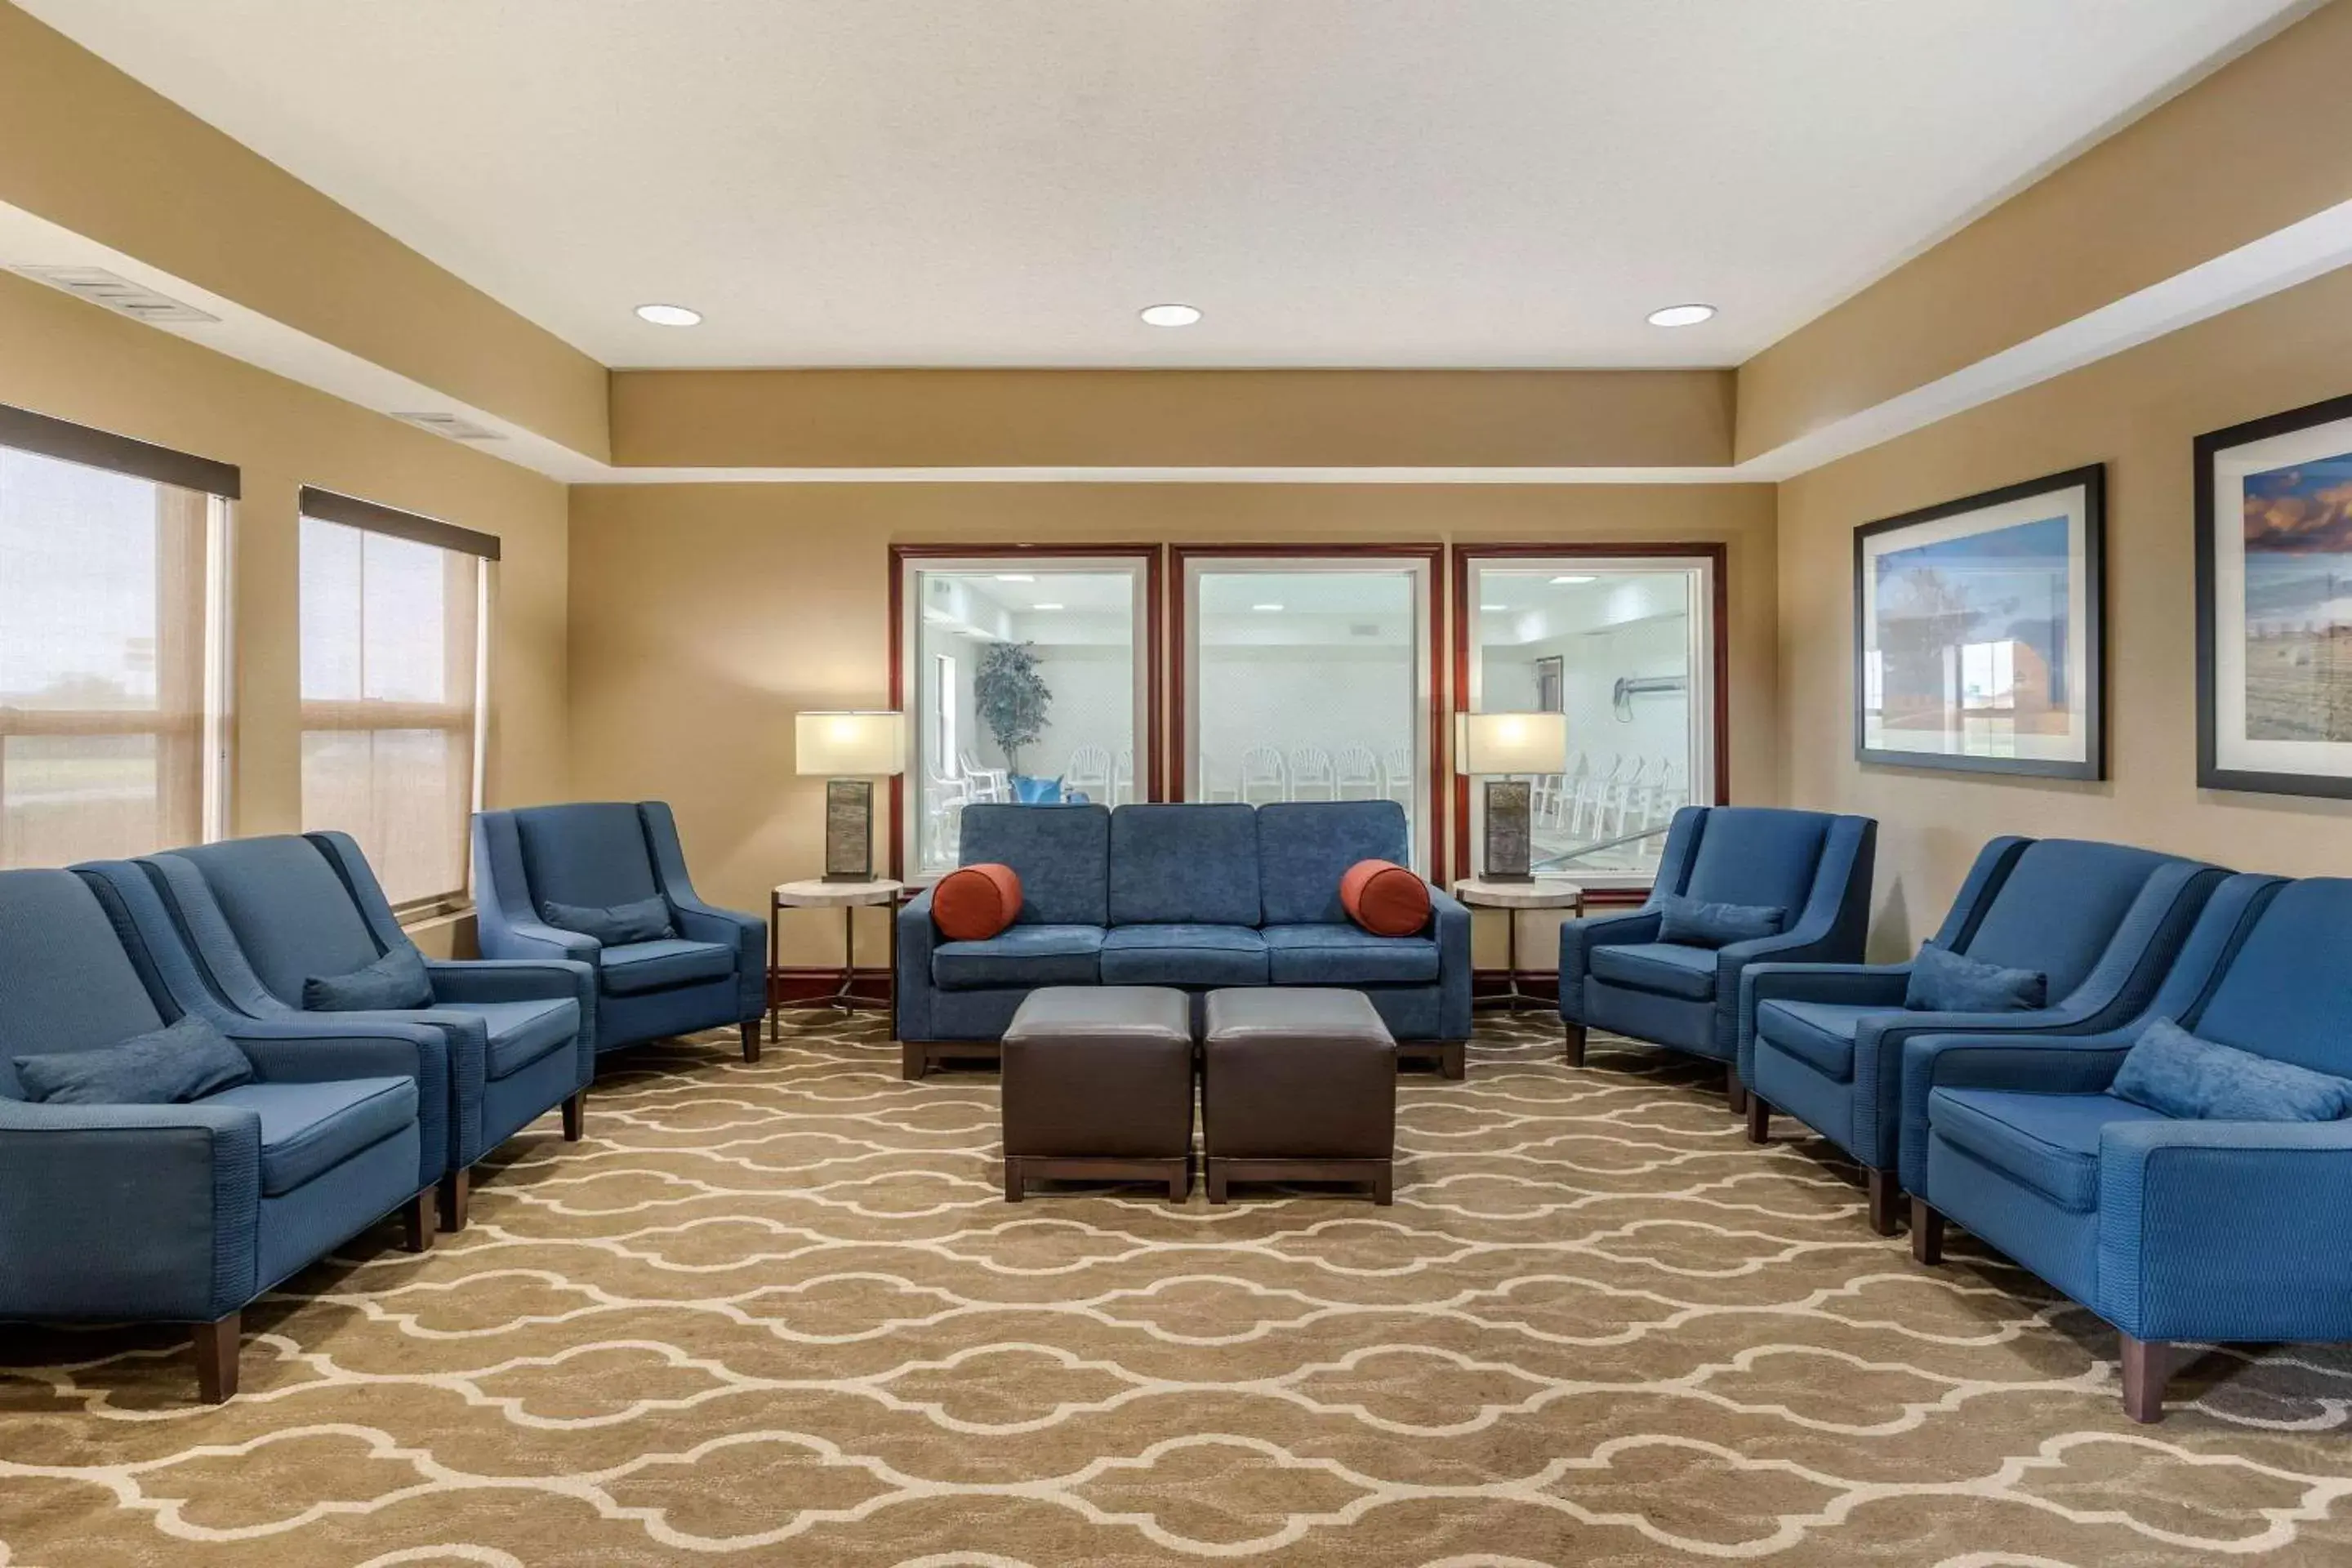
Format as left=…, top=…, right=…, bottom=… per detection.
left=975, top=641, right=1055, bottom=800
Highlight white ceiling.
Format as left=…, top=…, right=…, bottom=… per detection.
left=19, top=0, right=2316, bottom=370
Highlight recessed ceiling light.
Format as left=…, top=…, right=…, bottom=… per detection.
left=635, top=303, right=702, bottom=327
left=1140, top=303, right=1203, bottom=327
left=1033, top=602, right=1065, bottom=611
left=1550, top=575, right=1597, bottom=585
left=1251, top=603, right=1285, bottom=612
left=995, top=573, right=1035, bottom=582
left=1481, top=603, right=1508, bottom=612
left=1646, top=302, right=1716, bottom=327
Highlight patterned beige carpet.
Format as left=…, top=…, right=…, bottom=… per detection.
left=4, top=1016, right=2351, bottom=1567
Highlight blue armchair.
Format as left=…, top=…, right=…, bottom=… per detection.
left=1739, top=836, right=2221, bottom=1235
left=473, top=801, right=767, bottom=1067
left=1, top=866, right=439, bottom=1402
left=1904, top=873, right=2352, bottom=1422
left=1558, top=805, right=1877, bottom=1102
left=122, top=832, right=595, bottom=1231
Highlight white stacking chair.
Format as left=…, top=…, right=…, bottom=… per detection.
left=959, top=749, right=1008, bottom=804
left=1382, top=746, right=1415, bottom=805
left=1288, top=744, right=1338, bottom=801
left=1238, top=745, right=1288, bottom=805
left=1334, top=743, right=1382, bottom=800
left=1066, top=743, right=1112, bottom=802
left=1112, top=747, right=1135, bottom=806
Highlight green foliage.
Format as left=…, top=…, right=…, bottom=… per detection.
left=975, top=640, right=1052, bottom=775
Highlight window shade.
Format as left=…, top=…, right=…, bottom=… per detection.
left=300, top=511, right=483, bottom=907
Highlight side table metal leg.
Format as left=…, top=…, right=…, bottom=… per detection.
left=767, top=893, right=781, bottom=1040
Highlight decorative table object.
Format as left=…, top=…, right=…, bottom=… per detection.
left=794, top=710, right=907, bottom=880
left=769, top=876, right=904, bottom=1033
left=1457, top=710, right=1570, bottom=881
left=1452, top=875, right=1585, bottom=1012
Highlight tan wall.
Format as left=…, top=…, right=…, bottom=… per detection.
left=611, top=368, right=1737, bottom=470
left=1777, top=261, right=2352, bottom=960
left=567, top=481, right=1776, bottom=969
left=0, top=270, right=572, bottom=951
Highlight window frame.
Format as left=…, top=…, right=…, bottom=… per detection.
left=1450, top=542, right=1728, bottom=891
left=888, top=544, right=1165, bottom=880
left=1169, top=544, right=1447, bottom=880
left=296, top=487, right=497, bottom=919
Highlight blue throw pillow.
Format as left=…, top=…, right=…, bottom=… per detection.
left=1008, top=773, right=1065, bottom=805
left=539, top=895, right=676, bottom=946
left=15, top=1013, right=254, bottom=1106
left=1656, top=892, right=1784, bottom=948
left=1904, top=942, right=2047, bottom=1013
left=304, top=945, right=434, bottom=1010
left=2114, top=1017, right=2352, bottom=1121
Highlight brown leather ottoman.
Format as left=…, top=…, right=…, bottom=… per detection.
left=1000, top=986, right=1194, bottom=1202
left=1202, top=988, right=1396, bottom=1204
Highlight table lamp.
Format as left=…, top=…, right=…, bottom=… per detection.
left=795, top=710, right=907, bottom=881
left=1458, top=710, right=1568, bottom=883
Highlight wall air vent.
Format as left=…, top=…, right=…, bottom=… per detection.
left=1350, top=622, right=1381, bottom=638
left=8, top=265, right=220, bottom=323
left=390, top=411, right=507, bottom=443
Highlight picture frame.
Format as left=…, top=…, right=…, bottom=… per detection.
left=2196, top=391, right=2352, bottom=799
left=1852, top=464, right=2105, bottom=779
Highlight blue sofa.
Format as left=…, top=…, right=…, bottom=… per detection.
left=1558, top=806, right=1877, bottom=1103
left=1908, top=873, right=2352, bottom=1421
left=0, top=866, right=439, bottom=1402
left=1739, top=836, right=2221, bottom=1235
left=894, top=800, right=1471, bottom=1079
left=474, top=801, right=768, bottom=1065
left=123, top=831, right=595, bottom=1231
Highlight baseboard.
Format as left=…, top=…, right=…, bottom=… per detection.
left=768, top=966, right=893, bottom=1008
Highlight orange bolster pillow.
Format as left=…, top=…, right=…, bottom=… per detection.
left=1341, top=858, right=1432, bottom=938
left=933, top=862, right=1023, bottom=941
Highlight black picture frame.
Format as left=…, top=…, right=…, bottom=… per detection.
left=1852, top=464, right=2106, bottom=780
left=2194, top=390, right=2352, bottom=799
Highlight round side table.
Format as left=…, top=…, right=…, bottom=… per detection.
left=1451, top=877, right=1585, bottom=1013
left=771, top=877, right=904, bottom=1036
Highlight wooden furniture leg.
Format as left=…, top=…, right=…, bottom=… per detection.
left=192, top=1312, right=240, bottom=1404
left=1744, top=1093, right=1771, bottom=1144
left=1910, top=1198, right=1944, bottom=1264
left=1563, top=1022, right=1587, bottom=1067
left=2121, top=1334, right=2171, bottom=1423
left=401, top=1190, right=435, bottom=1253
left=1865, top=1167, right=1900, bottom=1236
left=902, top=1040, right=927, bottom=1080
left=739, top=1022, right=761, bottom=1064
left=1003, top=1156, right=1024, bottom=1202
left=1440, top=1040, right=1467, bottom=1080
left=439, top=1167, right=470, bottom=1232
left=561, top=1091, right=586, bottom=1142
left=1726, top=1066, right=1748, bottom=1115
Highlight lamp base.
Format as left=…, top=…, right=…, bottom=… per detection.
left=1483, top=777, right=1534, bottom=882
left=822, top=778, right=875, bottom=882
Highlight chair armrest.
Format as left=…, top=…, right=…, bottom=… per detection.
left=894, top=889, right=938, bottom=1042
left=474, top=916, right=598, bottom=964
left=1428, top=887, right=1472, bottom=1041
left=224, top=1014, right=453, bottom=1190
left=0, top=1100, right=262, bottom=1321
left=427, top=958, right=599, bottom=1083
left=1559, top=908, right=1664, bottom=1018
left=1896, top=1027, right=2137, bottom=1194
left=2098, top=1118, right=2352, bottom=1341
left=668, top=900, right=768, bottom=1024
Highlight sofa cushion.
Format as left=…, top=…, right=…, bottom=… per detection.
left=598, top=938, right=737, bottom=996
left=1340, top=859, right=1431, bottom=938
left=1258, top=800, right=1412, bottom=925
left=1098, top=924, right=1268, bottom=986
left=207, top=1076, right=418, bottom=1196
left=933, top=862, right=1022, bottom=941
left=304, top=946, right=434, bottom=1012
left=1929, top=1086, right=2173, bottom=1213
left=933, top=924, right=1104, bottom=991
left=1261, top=923, right=1441, bottom=985
left=540, top=894, right=675, bottom=946
left=2186, top=879, right=2352, bottom=1077
left=1108, top=804, right=1260, bottom=926
left=1588, top=942, right=1718, bottom=1002
left=1958, top=840, right=2180, bottom=1000
left=1754, top=999, right=1888, bottom=1082
left=0, top=870, right=172, bottom=1098
left=1904, top=942, right=2045, bottom=1013
left=1656, top=894, right=1784, bottom=949
left=14, top=1013, right=254, bottom=1106
left=956, top=804, right=1110, bottom=927
left=170, top=836, right=384, bottom=1008
left=513, top=802, right=662, bottom=911
left=443, top=998, right=582, bottom=1078
left=1680, top=808, right=1830, bottom=916
left=2113, top=1016, right=2352, bottom=1122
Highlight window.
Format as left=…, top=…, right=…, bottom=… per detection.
left=1456, top=550, right=1721, bottom=888
left=1174, top=550, right=1442, bottom=875
left=0, top=404, right=234, bottom=869
left=893, top=548, right=1160, bottom=877
left=299, top=488, right=496, bottom=911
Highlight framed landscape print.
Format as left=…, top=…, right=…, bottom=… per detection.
left=2197, top=391, right=2352, bottom=798
left=1853, top=465, right=2105, bottom=778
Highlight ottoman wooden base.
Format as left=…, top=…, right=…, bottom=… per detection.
left=1006, top=1155, right=1191, bottom=1203
left=1205, top=1156, right=1392, bottom=1205
left=1399, top=1040, right=1468, bottom=1080
left=902, top=1039, right=1000, bottom=1080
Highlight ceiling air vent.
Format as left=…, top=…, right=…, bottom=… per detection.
left=8, top=265, right=219, bottom=323
left=390, top=411, right=506, bottom=443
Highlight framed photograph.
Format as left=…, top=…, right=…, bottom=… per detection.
left=1853, top=465, right=2105, bottom=778
left=2197, top=392, right=2352, bottom=798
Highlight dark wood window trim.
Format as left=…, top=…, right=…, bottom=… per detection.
left=1448, top=541, right=1730, bottom=888
left=1168, top=543, right=1450, bottom=884
left=886, top=544, right=1167, bottom=880
left=0, top=401, right=239, bottom=498
left=299, top=487, right=501, bottom=559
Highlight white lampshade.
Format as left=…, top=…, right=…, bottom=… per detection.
left=795, top=710, right=907, bottom=777
left=1457, top=710, right=1567, bottom=775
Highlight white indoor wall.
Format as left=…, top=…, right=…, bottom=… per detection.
left=1022, top=643, right=1134, bottom=789
left=1491, top=615, right=1693, bottom=777
left=1194, top=644, right=1417, bottom=795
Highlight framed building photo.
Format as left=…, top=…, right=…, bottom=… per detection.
left=1853, top=465, right=2105, bottom=778
left=2197, top=392, right=2352, bottom=798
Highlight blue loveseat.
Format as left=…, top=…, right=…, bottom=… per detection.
left=894, top=800, right=1471, bottom=1079
left=0, top=866, right=441, bottom=1402
left=1559, top=806, right=1878, bottom=1102
left=1907, top=873, right=2352, bottom=1421
left=1738, top=836, right=2221, bottom=1235
left=473, top=801, right=768, bottom=1065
